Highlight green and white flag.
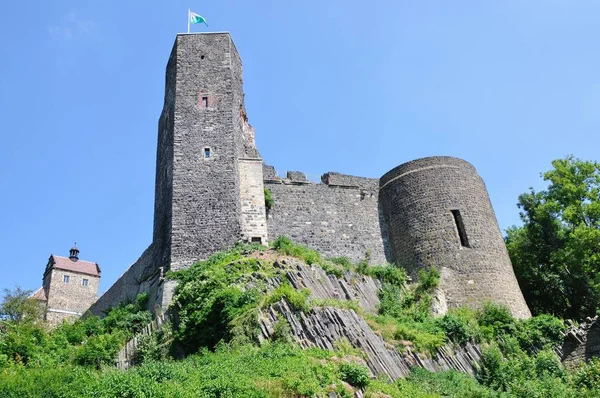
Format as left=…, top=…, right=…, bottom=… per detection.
left=190, top=11, right=208, bottom=27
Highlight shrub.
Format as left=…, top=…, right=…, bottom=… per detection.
left=102, top=293, right=152, bottom=338
left=329, top=257, right=353, bottom=270
left=0, top=353, right=8, bottom=369
left=366, top=264, right=408, bottom=287
left=533, top=349, right=564, bottom=379
left=264, top=188, right=274, bottom=211
left=572, top=357, right=600, bottom=391
left=517, top=314, right=565, bottom=353
left=271, top=319, right=293, bottom=343
left=414, top=268, right=440, bottom=297
left=378, top=284, right=404, bottom=318
left=320, top=262, right=345, bottom=278
left=476, top=344, right=508, bottom=391
left=339, top=363, right=370, bottom=388
left=437, top=313, right=472, bottom=345
left=477, top=302, right=517, bottom=338
left=264, top=284, right=310, bottom=313
left=0, top=322, right=46, bottom=365
left=75, top=332, right=124, bottom=369
left=393, top=322, right=445, bottom=353
left=272, top=236, right=323, bottom=265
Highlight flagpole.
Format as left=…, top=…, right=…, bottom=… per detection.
left=187, top=9, right=190, bottom=33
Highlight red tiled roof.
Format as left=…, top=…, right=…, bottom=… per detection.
left=51, top=255, right=101, bottom=277
left=30, top=287, right=47, bottom=302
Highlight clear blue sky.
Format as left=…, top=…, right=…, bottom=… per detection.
left=1, top=1, right=599, bottom=295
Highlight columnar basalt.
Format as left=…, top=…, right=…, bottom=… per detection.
left=90, top=33, right=530, bottom=319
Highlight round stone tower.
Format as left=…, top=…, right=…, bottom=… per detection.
left=379, top=156, right=530, bottom=319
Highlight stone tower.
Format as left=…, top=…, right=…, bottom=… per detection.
left=153, top=32, right=268, bottom=276
left=379, top=157, right=531, bottom=319
left=31, top=246, right=101, bottom=325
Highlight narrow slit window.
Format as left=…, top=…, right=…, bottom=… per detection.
left=201, top=96, right=209, bottom=108
left=204, top=147, right=211, bottom=159
left=451, top=209, right=470, bottom=248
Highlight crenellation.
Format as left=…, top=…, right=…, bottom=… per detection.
left=286, top=171, right=309, bottom=183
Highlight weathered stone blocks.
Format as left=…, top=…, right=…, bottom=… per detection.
left=379, top=157, right=530, bottom=318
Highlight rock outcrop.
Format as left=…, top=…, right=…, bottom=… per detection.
left=561, top=316, right=600, bottom=369
left=257, top=258, right=482, bottom=381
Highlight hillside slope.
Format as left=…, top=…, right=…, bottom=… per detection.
left=1, top=238, right=599, bottom=397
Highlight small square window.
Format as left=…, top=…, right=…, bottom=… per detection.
left=63, top=275, right=70, bottom=283
left=82, top=279, right=89, bottom=287
left=201, top=96, right=209, bottom=108
left=204, top=147, right=211, bottom=159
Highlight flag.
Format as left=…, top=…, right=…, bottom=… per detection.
left=190, top=12, right=208, bottom=27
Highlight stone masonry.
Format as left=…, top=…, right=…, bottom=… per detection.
left=90, top=32, right=531, bottom=319
left=379, top=157, right=531, bottom=319
left=32, top=246, right=101, bottom=325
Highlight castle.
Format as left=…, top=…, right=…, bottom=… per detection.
left=88, top=32, right=531, bottom=319
left=31, top=246, right=101, bottom=325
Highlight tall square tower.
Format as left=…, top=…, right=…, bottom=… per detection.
left=153, top=33, right=267, bottom=278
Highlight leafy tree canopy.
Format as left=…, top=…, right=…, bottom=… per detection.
left=0, top=286, right=43, bottom=324
left=506, top=155, right=600, bottom=319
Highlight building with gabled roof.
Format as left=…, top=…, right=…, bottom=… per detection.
left=33, top=245, right=101, bottom=325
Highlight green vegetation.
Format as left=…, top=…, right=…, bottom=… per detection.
left=264, top=187, right=274, bottom=211
left=2, top=208, right=600, bottom=397
left=0, top=289, right=151, bottom=371
left=506, top=156, right=600, bottom=319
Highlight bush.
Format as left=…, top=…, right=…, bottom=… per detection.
left=329, top=257, right=353, bottom=269
left=477, top=302, right=517, bottom=338
left=572, top=357, right=600, bottom=391
left=272, top=236, right=323, bottom=266
left=0, top=322, right=46, bottom=365
left=366, top=264, right=408, bottom=287
left=0, top=353, right=8, bottom=369
left=75, top=332, right=124, bottom=369
left=517, top=314, right=565, bottom=353
left=437, top=313, right=472, bottom=345
left=264, top=284, right=310, bottom=313
left=339, top=363, right=370, bottom=388
left=102, top=293, right=152, bottom=338
left=476, top=344, right=508, bottom=391
left=264, top=188, right=274, bottom=211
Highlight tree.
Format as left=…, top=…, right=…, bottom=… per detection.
left=0, top=286, right=43, bottom=324
left=506, top=156, right=600, bottom=319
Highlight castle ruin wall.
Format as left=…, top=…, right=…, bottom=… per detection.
left=379, top=156, right=531, bottom=319
left=265, top=171, right=390, bottom=265
left=88, top=244, right=165, bottom=316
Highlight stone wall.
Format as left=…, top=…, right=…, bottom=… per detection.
left=167, top=33, right=244, bottom=271
left=379, top=156, right=530, bottom=319
left=265, top=172, right=390, bottom=265
left=88, top=244, right=165, bottom=315
left=562, top=317, right=600, bottom=369
left=239, top=159, right=268, bottom=244
left=45, top=268, right=100, bottom=324
left=151, top=40, right=176, bottom=269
